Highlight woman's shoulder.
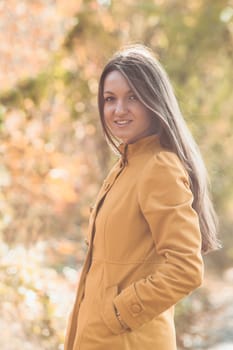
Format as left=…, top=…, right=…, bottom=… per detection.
left=138, top=149, right=192, bottom=205
left=141, top=148, right=189, bottom=184
left=148, top=147, right=186, bottom=169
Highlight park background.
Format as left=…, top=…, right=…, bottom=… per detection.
left=0, top=0, right=233, bottom=349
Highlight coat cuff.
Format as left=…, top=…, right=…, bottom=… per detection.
left=113, top=283, right=149, bottom=330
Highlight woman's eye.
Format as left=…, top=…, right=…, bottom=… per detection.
left=104, top=96, right=114, bottom=102
left=129, top=95, right=137, bottom=101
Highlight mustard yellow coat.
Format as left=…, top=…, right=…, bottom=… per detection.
left=65, top=134, right=203, bottom=350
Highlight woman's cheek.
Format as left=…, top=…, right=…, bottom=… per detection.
left=104, top=106, right=114, bottom=121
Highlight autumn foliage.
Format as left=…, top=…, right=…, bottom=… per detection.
left=0, top=0, right=233, bottom=349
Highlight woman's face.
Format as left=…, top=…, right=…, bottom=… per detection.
left=103, top=70, right=155, bottom=144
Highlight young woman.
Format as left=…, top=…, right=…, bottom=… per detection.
left=64, top=45, right=220, bottom=350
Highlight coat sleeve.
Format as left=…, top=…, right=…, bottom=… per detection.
left=113, top=150, right=204, bottom=330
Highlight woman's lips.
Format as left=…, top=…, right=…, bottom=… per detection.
left=114, top=120, right=132, bottom=127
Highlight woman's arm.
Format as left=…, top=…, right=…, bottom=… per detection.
left=113, top=151, right=204, bottom=330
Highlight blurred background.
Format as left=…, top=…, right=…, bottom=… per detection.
left=0, top=0, right=232, bottom=349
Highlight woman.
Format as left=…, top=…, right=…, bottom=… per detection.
left=65, top=45, right=220, bottom=350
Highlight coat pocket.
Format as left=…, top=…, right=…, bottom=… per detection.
left=100, top=285, right=127, bottom=335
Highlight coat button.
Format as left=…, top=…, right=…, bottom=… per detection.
left=84, top=238, right=89, bottom=246
left=131, top=303, right=142, bottom=313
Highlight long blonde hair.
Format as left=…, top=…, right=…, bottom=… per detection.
left=98, top=44, right=220, bottom=254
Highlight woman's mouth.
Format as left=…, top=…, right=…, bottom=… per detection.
left=114, top=120, right=132, bottom=126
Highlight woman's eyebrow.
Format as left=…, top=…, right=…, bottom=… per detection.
left=103, top=89, right=134, bottom=94
left=103, top=91, right=115, bottom=95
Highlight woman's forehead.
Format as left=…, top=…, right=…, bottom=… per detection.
left=103, top=70, right=132, bottom=93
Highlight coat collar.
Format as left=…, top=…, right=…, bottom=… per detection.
left=118, top=133, right=160, bottom=165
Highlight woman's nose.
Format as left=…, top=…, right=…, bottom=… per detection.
left=115, top=100, right=128, bottom=115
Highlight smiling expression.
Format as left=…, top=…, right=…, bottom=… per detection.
left=103, top=70, right=156, bottom=144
